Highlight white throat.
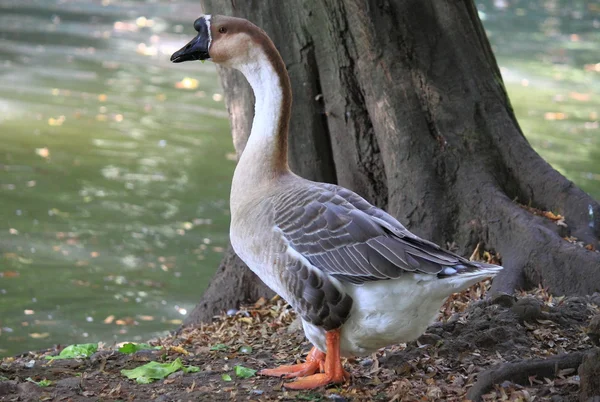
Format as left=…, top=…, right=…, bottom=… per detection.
left=204, top=15, right=213, bottom=51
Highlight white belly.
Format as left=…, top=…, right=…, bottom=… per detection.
left=303, top=275, right=449, bottom=356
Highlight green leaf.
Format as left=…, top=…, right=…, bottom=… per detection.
left=38, top=379, right=52, bottom=387
left=183, top=365, right=200, bottom=373
left=118, top=343, right=161, bottom=354
left=45, top=343, right=98, bottom=360
left=121, top=358, right=184, bottom=384
left=221, top=373, right=232, bottom=382
left=210, top=344, right=228, bottom=351
left=26, top=377, right=52, bottom=387
left=234, top=365, right=256, bottom=379
left=238, top=345, right=252, bottom=354
left=135, top=376, right=154, bottom=384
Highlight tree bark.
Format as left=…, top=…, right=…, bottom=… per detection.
left=185, top=0, right=600, bottom=325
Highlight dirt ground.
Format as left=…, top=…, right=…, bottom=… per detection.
left=1, top=286, right=599, bottom=401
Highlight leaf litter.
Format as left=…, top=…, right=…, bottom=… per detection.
left=0, top=284, right=598, bottom=401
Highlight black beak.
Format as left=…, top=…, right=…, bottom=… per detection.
left=170, top=16, right=211, bottom=63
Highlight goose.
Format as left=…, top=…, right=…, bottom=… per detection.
left=171, top=15, right=503, bottom=389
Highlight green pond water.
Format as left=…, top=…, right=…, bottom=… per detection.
left=0, top=0, right=598, bottom=357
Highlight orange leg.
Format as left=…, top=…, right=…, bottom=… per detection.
left=284, top=328, right=349, bottom=389
left=259, top=346, right=325, bottom=379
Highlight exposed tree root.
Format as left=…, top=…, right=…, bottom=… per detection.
left=579, top=348, right=600, bottom=401
left=466, top=351, right=588, bottom=401
left=472, top=185, right=600, bottom=296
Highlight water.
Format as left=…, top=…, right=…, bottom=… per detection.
left=0, top=1, right=598, bottom=357
left=0, top=0, right=234, bottom=356
left=480, top=0, right=600, bottom=198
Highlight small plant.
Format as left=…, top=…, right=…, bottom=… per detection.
left=26, top=377, right=52, bottom=387
left=118, top=343, right=162, bottom=354
left=45, top=343, right=98, bottom=360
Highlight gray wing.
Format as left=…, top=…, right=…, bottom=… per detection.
left=274, top=183, right=474, bottom=285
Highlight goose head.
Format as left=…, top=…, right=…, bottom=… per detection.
left=170, top=15, right=268, bottom=69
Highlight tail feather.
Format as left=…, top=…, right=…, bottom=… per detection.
left=438, top=261, right=503, bottom=290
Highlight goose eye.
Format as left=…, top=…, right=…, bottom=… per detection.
left=219, top=26, right=227, bottom=34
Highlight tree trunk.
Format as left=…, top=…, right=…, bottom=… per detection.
left=185, top=0, right=600, bottom=325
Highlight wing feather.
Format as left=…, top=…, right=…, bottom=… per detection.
left=273, top=182, right=486, bottom=284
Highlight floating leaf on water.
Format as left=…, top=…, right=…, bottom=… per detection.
left=29, top=332, right=50, bottom=339
left=45, top=343, right=98, bottom=360
left=118, top=343, right=161, bottom=354
left=234, top=365, right=257, bottom=379
left=175, top=77, right=198, bottom=90
left=48, top=116, right=65, bottom=126
left=544, top=112, right=568, bottom=121
left=35, top=147, right=50, bottom=158
left=569, top=92, right=591, bottom=102
left=221, top=373, right=232, bottom=382
left=166, top=319, right=182, bottom=325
